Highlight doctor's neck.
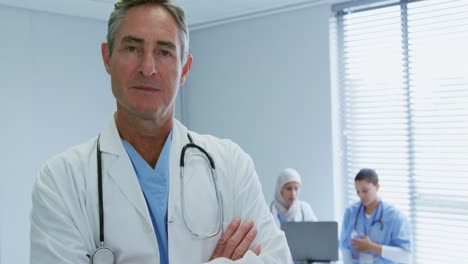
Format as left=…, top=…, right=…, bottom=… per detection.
left=114, top=110, right=173, bottom=168
left=364, top=198, right=380, bottom=215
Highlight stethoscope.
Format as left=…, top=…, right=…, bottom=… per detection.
left=89, top=134, right=115, bottom=264
left=180, top=133, right=224, bottom=239
left=89, top=133, right=224, bottom=264
left=353, top=200, right=384, bottom=236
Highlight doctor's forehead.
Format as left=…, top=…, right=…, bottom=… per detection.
left=355, top=180, right=374, bottom=188
left=119, top=35, right=177, bottom=50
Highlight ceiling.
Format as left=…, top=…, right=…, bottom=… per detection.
left=0, top=0, right=345, bottom=29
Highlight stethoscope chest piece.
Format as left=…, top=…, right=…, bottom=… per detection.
left=90, top=246, right=115, bottom=264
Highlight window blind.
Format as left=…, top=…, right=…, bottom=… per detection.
left=335, top=0, right=468, bottom=263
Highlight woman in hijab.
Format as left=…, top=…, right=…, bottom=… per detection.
left=271, top=168, right=317, bottom=227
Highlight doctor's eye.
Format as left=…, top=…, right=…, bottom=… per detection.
left=159, top=49, right=174, bottom=57
left=126, top=46, right=137, bottom=52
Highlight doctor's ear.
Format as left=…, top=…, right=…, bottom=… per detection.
left=101, top=42, right=111, bottom=74
left=179, top=54, right=193, bottom=86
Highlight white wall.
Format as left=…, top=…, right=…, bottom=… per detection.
left=0, top=5, right=110, bottom=264
left=184, top=4, right=338, bottom=221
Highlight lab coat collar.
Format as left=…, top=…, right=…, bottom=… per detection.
left=98, top=117, right=149, bottom=223
left=168, top=119, right=188, bottom=223
left=97, top=116, right=189, bottom=225
left=98, top=116, right=189, bottom=156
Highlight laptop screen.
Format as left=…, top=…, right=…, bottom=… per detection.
left=281, top=221, right=339, bottom=262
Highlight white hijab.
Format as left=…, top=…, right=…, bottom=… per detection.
left=274, top=168, right=302, bottom=222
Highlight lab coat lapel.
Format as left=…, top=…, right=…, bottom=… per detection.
left=99, top=119, right=152, bottom=223
left=167, top=120, right=188, bottom=223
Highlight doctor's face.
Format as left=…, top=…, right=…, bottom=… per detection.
left=355, top=180, right=379, bottom=207
left=101, top=5, right=192, bottom=122
left=281, top=181, right=300, bottom=207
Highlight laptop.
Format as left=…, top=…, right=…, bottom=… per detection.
left=281, top=221, right=339, bottom=263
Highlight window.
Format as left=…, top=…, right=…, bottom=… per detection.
left=334, top=0, right=468, bottom=263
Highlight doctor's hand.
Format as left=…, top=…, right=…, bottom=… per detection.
left=351, top=234, right=373, bottom=251
left=210, top=218, right=261, bottom=261
left=351, top=234, right=382, bottom=255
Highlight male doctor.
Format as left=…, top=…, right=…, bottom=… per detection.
left=29, top=0, right=292, bottom=263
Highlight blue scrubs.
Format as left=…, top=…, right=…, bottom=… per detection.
left=339, top=201, right=412, bottom=264
left=122, top=131, right=172, bottom=264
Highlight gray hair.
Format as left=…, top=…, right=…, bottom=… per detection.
left=106, top=0, right=190, bottom=63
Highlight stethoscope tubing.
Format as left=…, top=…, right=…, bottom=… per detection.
left=95, top=132, right=223, bottom=254
left=94, top=135, right=115, bottom=264
left=97, top=135, right=105, bottom=246
left=353, top=200, right=384, bottom=234
left=180, top=133, right=223, bottom=239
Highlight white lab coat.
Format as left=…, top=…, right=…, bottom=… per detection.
left=30, top=118, right=292, bottom=264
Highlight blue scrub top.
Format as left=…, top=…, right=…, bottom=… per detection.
left=122, top=131, right=172, bottom=264
left=339, top=201, right=412, bottom=264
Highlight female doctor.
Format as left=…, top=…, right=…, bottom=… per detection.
left=270, top=168, right=317, bottom=227
left=339, top=168, right=412, bottom=264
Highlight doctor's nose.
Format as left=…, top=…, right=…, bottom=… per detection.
left=139, top=53, right=158, bottom=77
